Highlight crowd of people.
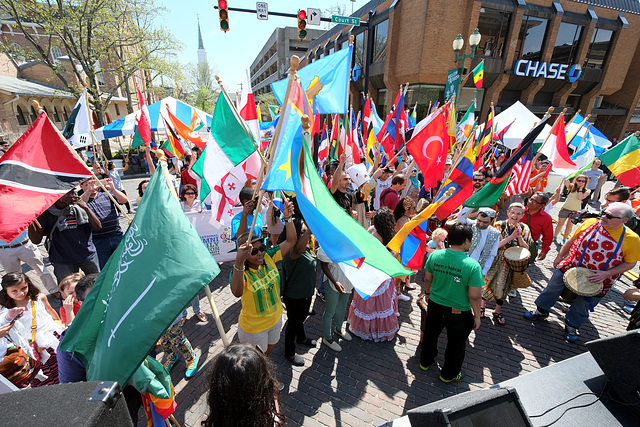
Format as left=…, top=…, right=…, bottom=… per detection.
left=1, top=137, right=640, bottom=426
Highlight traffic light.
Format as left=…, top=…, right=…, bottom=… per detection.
left=218, top=0, right=229, bottom=32
left=297, top=10, right=307, bottom=40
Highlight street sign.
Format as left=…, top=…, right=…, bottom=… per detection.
left=307, top=8, right=321, bottom=26
left=256, top=2, right=268, bottom=20
left=332, top=15, right=360, bottom=26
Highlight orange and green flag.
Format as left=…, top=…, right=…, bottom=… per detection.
left=599, top=133, right=640, bottom=187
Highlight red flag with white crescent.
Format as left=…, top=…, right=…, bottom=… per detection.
left=406, top=110, right=448, bottom=189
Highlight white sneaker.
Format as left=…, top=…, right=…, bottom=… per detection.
left=335, top=329, right=352, bottom=341
left=322, top=338, right=342, bottom=352
left=397, top=293, right=411, bottom=301
left=508, top=290, right=517, bottom=297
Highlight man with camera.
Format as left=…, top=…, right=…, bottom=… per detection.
left=524, top=202, right=640, bottom=342
left=28, top=188, right=102, bottom=282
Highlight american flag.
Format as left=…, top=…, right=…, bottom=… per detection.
left=505, top=143, right=534, bottom=197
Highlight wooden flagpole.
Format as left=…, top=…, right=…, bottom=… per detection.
left=531, top=107, right=563, bottom=164
left=245, top=55, right=301, bottom=244
left=32, top=100, right=132, bottom=223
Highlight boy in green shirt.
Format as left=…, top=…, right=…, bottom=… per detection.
left=420, top=222, right=483, bottom=382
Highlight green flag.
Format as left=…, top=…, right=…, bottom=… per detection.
left=131, top=124, right=145, bottom=149
left=268, top=104, right=279, bottom=119
left=190, top=146, right=211, bottom=205
left=59, top=167, right=220, bottom=386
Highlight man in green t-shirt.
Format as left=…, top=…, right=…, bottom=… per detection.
left=420, top=222, right=483, bottom=383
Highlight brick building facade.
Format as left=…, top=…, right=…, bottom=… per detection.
left=303, top=0, right=640, bottom=141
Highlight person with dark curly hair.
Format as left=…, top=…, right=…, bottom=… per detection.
left=136, top=179, right=149, bottom=206
left=202, top=344, right=283, bottom=427
left=349, top=208, right=399, bottom=341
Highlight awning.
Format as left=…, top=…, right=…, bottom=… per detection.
left=93, top=96, right=212, bottom=140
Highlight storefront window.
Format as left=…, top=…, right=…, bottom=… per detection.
left=584, top=28, right=613, bottom=69
left=354, top=31, right=365, bottom=69
left=516, top=15, right=548, bottom=61
left=551, top=22, right=584, bottom=65
left=372, top=19, right=388, bottom=62
left=477, top=8, right=511, bottom=58
left=404, top=84, right=445, bottom=119
left=376, top=88, right=387, bottom=117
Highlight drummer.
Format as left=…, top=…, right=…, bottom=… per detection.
left=482, top=203, right=533, bottom=326
left=524, top=202, right=640, bottom=342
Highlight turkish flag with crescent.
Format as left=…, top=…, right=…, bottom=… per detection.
left=406, top=110, right=448, bottom=189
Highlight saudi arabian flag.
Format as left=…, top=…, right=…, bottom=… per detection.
left=203, top=90, right=259, bottom=199
left=62, top=88, right=92, bottom=148
left=59, top=167, right=220, bottom=386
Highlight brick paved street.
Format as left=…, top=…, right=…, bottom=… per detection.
left=5, top=177, right=637, bottom=426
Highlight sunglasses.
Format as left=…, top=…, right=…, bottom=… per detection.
left=184, top=192, right=196, bottom=195
left=251, top=244, right=267, bottom=255
left=576, top=180, right=586, bottom=183
left=601, top=212, right=621, bottom=220
left=473, top=178, right=484, bottom=182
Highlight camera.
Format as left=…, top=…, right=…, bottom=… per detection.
left=571, top=209, right=601, bottom=225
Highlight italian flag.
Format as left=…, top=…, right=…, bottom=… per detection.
left=203, top=91, right=262, bottom=223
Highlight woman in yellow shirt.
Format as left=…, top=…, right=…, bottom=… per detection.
left=554, top=175, right=590, bottom=243
left=230, top=198, right=296, bottom=357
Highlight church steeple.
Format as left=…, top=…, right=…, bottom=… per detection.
left=197, top=16, right=207, bottom=64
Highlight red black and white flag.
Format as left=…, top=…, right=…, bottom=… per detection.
left=0, top=113, right=92, bottom=242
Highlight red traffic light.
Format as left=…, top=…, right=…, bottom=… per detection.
left=298, top=10, right=306, bottom=20
left=218, top=0, right=229, bottom=32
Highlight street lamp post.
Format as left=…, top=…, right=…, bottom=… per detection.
left=452, top=28, right=481, bottom=113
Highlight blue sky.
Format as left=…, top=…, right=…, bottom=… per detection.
left=155, top=0, right=370, bottom=96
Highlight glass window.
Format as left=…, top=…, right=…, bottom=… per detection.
left=551, top=22, right=584, bottom=65
left=404, top=84, right=446, bottom=118
left=516, top=15, right=548, bottom=61
left=30, top=106, right=38, bottom=123
left=477, top=8, right=511, bottom=58
left=53, top=107, right=60, bottom=122
left=115, top=103, right=120, bottom=116
left=354, top=31, right=365, bottom=69
left=584, top=28, right=613, bottom=69
left=372, top=19, right=388, bottom=62
left=51, top=46, right=63, bottom=61
left=376, top=88, right=387, bottom=117
left=16, top=106, right=27, bottom=126
left=63, top=107, right=69, bottom=122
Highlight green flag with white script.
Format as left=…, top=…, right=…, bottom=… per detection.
left=59, top=167, right=220, bottom=386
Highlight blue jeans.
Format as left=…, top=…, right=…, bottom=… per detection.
left=53, top=254, right=100, bottom=282
left=322, top=282, right=350, bottom=340
left=535, top=269, right=603, bottom=328
left=182, top=294, right=202, bottom=318
left=94, top=234, right=124, bottom=269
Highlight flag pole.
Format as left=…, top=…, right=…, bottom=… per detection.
left=245, top=55, right=301, bottom=244
left=156, top=150, right=230, bottom=348
left=83, top=89, right=133, bottom=222
left=531, top=107, right=564, bottom=164
left=32, top=100, right=132, bottom=223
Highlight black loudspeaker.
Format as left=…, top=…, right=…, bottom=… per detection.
left=0, top=380, right=134, bottom=427
left=407, top=387, right=533, bottom=426
left=586, top=328, right=640, bottom=405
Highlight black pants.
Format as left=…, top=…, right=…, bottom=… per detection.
left=283, top=295, right=312, bottom=358
left=420, top=299, right=474, bottom=380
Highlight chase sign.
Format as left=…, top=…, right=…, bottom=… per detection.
left=514, top=60, right=582, bottom=83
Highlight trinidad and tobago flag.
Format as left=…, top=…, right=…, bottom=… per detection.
left=0, top=113, right=92, bottom=242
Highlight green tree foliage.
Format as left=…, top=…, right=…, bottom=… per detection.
left=0, top=0, right=179, bottom=156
